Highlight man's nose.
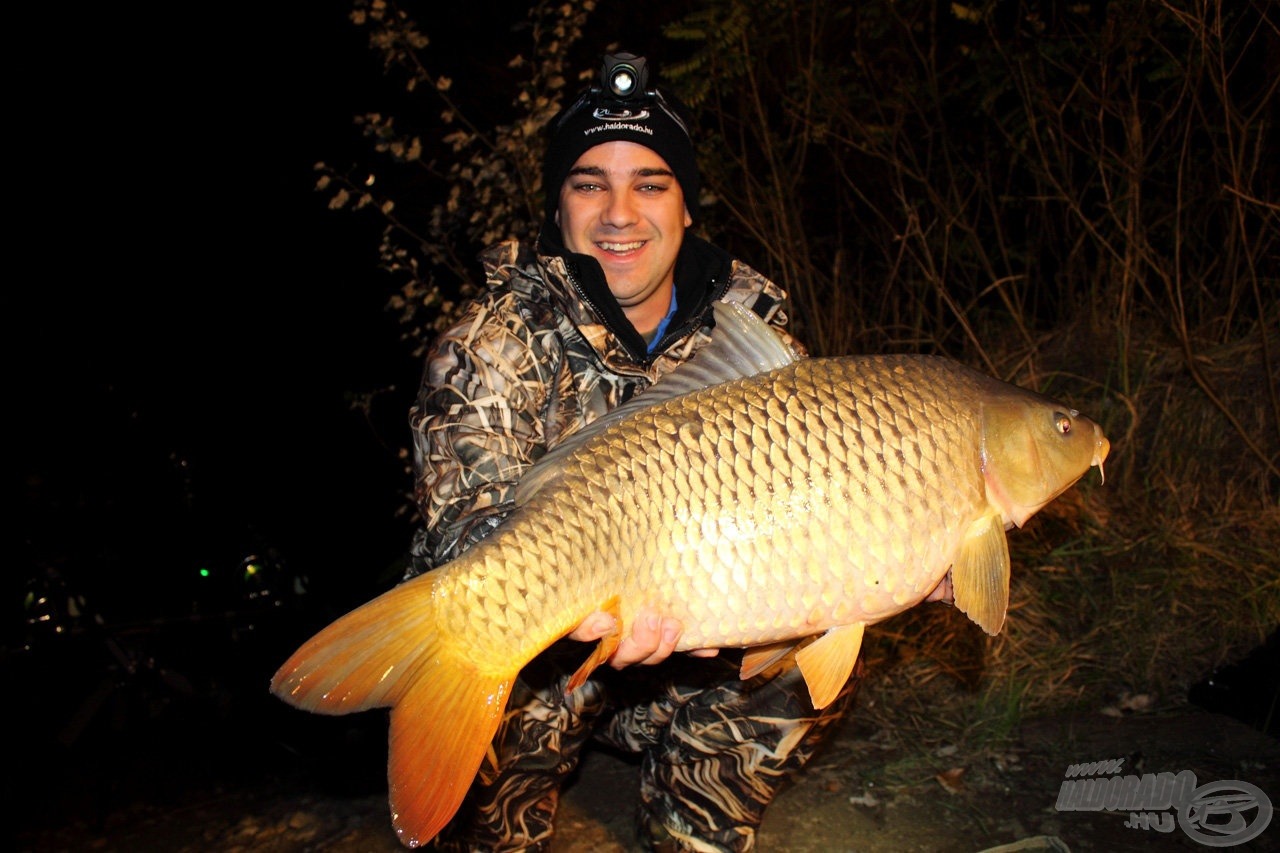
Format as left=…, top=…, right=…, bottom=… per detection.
left=602, top=191, right=638, bottom=227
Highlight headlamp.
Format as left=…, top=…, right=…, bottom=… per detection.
left=542, top=50, right=701, bottom=224
left=600, top=52, right=649, bottom=102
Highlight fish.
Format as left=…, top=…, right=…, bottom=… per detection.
left=270, top=300, right=1110, bottom=848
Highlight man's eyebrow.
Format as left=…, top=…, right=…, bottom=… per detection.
left=566, top=166, right=676, bottom=178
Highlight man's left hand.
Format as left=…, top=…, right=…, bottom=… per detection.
left=568, top=607, right=720, bottom=668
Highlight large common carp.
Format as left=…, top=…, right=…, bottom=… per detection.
left=271, top=301, right=1109, bottom=848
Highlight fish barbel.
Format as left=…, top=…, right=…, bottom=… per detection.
left=271, top=301, right=1110, bottom=847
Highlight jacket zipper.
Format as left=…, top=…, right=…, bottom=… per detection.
left=564, top=258, right=651, bottom=366
left=565, top=261, right=730, bottom=367
left=649, top=274, right=730, bottom=357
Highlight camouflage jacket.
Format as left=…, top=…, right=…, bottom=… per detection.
left=406, top=235, right=803, bottom=575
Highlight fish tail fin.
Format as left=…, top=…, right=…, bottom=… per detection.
left=270, top=573, right=514, bottom=847
left=388, top=669, right=510, bottom=847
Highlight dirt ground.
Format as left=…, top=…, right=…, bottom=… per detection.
left=10, top=701, right=1277, bottom=853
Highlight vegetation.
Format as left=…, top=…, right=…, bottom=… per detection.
left=319, top=0, right=1278, bottom=741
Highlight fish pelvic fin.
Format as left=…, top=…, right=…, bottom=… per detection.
left=565, top=596, right=622, bottom=694
left=951, top=510, right=1011, bottom=635
left=794, top=622, right=866, bottom=709
left=739, top=640, right=800, bottom=680
left=270, top=573, right=516, bottom=848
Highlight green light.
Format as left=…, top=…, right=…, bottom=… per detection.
left=199, top=568, right=211, bottom=578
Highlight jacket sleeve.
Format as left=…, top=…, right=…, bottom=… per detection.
left=407, top=295, right=556, bottom=574
left=722, top=260, right=810, bottom=357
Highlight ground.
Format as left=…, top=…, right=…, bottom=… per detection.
left=10, top=701, right=1277, bottom=852
left=8, top=604, right=1276, bottom=852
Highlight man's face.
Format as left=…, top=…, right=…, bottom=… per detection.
left=556, top=141, right=692, bottom=324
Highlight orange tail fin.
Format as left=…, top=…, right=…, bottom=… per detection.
left=270, top=573, right=514, bottom=847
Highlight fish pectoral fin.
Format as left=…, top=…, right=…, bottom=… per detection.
left=565, top=596, right=622, bottom=694
left=794, top=622, right=866, bottom=710
left=388, top=668, right=512, bottom=848
left=739, top=640, right=800, bottom=680
left=951, top=510, right=1011, bottom=635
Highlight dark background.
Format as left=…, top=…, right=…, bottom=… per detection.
left=17, top=2, right=419, bottom=619
left=10, top=2, right=434, bottom=830
left=7, top=5, right=689, bottom=838
left=14, top=0, right=659, bottom=624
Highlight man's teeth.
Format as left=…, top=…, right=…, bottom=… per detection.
left=598, top=241, right=644, bottom=252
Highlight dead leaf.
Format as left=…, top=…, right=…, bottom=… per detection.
left=935, top=766, right=966, bottom=793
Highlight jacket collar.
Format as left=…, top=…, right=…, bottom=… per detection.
left=534, top=226, right=734, bottom=364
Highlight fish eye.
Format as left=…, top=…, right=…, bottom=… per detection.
left=1054, top=412, right=1072, bottom=435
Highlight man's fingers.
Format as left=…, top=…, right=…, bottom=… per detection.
left=610, top=612, right=664, bottom=667
left=567, top=607, right=719, bottom=666
left=567, top=612, right=617, bottom=642
left=925, top=574, right=954, bottom=604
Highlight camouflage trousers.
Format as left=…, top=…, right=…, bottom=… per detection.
left=430, top=643, right=862, bottom=853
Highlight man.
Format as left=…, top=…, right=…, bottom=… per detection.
left=409, top=52, right=860, bottom=853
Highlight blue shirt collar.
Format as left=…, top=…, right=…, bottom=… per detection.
left=646, top=286, right=679, bottom=354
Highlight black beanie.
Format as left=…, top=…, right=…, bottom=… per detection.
left=542, top=54, right=700, bottom=226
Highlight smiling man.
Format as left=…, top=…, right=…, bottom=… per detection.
left=556, top=143, right=691, bottom=336
left=407, top=53, right=862, bottom=852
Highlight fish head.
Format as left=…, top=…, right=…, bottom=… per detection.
left=979, top=384, right=1110, bottom=528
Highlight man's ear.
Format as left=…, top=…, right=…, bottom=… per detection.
left=683, top=206, right=693, bottom=227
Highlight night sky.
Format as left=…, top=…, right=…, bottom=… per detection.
left=16, top=3, right=424, bottom=633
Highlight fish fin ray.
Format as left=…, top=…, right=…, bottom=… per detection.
left=951, top=511, right=1011, bottom=635
left=269, top=573, right=443, bottom=713
left=739, top=640, right=799, bottom=680
left=794, top=623, right=865, bottom=709
left=270, top=568, right=525, bottom=848
left=388, top=668, right=512, bottom=847
left=517, top=301, right=799, bottom=503
left=565, top=596, right=622, bottom=693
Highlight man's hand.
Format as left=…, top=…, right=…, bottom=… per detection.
left=926, top=573, right=954, bottom=603
left=568, top=607, right=719, bottom=668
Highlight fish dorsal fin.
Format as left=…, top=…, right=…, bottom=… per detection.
left=635, top=299, right=801, bottom=403
left=950, top=509, right=1011, bottom=635
left=516, top=300, right=800, bottom=504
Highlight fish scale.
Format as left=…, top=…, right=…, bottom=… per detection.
left=271, top=302, right=1108, bottom=848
